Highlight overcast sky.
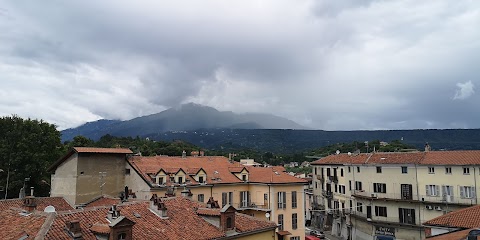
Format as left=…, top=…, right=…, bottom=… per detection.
left=1, top=0, right=479, bottom=130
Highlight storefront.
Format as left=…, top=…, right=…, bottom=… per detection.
left=374, top=226, right=395, bottom=240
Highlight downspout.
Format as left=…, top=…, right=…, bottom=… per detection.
left=474, top=167, right=477, bottom=205
left=415, top=163, right=421, bottom=239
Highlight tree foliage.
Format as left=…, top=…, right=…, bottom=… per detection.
left=0, top=115, right=63, bottom=198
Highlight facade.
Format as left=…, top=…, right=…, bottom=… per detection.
left=49, top=147, right=132, bottom=206
left=126, top=155, right=307, bottom=240
left=311, top=150, right=480, bottom=240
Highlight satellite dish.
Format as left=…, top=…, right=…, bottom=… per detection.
left=44, top=205, right=56, bottom=213
left=348, top=152, right=352, bottom=156
left=265, top=212, right=270, bottom=218
left=336, top=150, right=340, bottom=155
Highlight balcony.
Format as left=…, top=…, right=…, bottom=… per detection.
left=237, top=202, right=270, bottom=211
left=322, top=190, right=333, bottom=199
left=351, top=211, right=418, bottom=227
left=327, top=176, right=338, bottom=184
left=352, top=191, right=476, bottom=206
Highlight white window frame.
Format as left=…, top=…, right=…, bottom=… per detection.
left=445, top=167, right=452, bottom=174
left=426, top=185, right=439, bottom=196
left=428, top=167, right=435, bottom=174
left=463, top=167, right=470, bottom=175
left=460, top=186, right=475, bottom=199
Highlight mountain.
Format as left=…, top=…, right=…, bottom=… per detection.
left=61, top=103, right=307, bottom=141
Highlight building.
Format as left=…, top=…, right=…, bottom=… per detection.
left=0, top=194, right=277, bottom=239
left=126, top=155, right=307, bottom=240
left=49, top=147, right=133, bottom=205
left=311, top=150, right=480, bottom=240
left=423, top=204, right=480, bottom=239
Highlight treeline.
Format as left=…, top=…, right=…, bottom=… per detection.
left=307, top=140, right=417, bottom=157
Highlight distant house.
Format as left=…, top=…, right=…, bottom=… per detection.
left=424, top=204, right=480, bottom=239
left=240, top=159, right=262, bottom=167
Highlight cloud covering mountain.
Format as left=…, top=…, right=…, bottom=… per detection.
left=0, top=0, right=479, bottom=130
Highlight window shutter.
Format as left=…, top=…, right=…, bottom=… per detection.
left=435, top=185, right=440, bottom=196
left=283, top=192, right=287, bottom=208
left=442, top=185, right=446, bottom=196
left=426, top=185, right=430, bottom=196
left=460, top=186, right=465, bottom=198
left=472, top=186, right=476, bottom=198
left=247, top=192, right=251, bottom=205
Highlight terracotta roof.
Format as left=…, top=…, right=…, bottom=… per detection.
left=366, top=152, right=425, bottom=164
left=422, top=151, right=480, bottom=165
left=84, top=196, right=122, bottom=208
left=424, top=204, right=480, bottom=228
left=196, top=208, right=220, bottom=216
left=0, top=197, right=74, bottom=212
left=311, top=151, right=480, bottom=166
left=129, top=156, right=307, bottom=186
left=311, top=153, right=370, bottom=165
left=0, top=209, right=48, bottom=239
left=48, top=147, right=132, bottom=172
left=247, top=167, right=307, bottom=184
left=426, top=229, right=472, bottom=240
left=46, top=197, right=276, bottom=239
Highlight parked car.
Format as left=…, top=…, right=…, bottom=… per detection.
left=309, top=230, right=325, bottom=239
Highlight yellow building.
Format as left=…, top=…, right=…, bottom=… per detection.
left=126, top=155, right=307, bottom=240
left=311, top=150, right=480, bottom=240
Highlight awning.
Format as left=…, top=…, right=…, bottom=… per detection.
left=277, top=230, right=292, bottom=236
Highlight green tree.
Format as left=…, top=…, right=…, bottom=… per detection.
left=64, top=135, right=95, bottom=148
left=0, top=115, right=63, bottom=198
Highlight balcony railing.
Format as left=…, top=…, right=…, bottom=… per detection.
left=351, top=211, right=417, bottom=226
left=352, top=191, right=476, bottom=205
left=237, top=202, right=270, bottom=210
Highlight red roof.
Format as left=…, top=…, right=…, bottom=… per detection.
left=129, top=156, right=306, bottom=186
left=45, top=197, right=276, bottom=239
left=311, top=151, right=480, bottom=166
left=0, top=197, right=74, bottom=212
left=424, top=204, right=480, bottom=228
left=427, top=229, right=472, bottom=240
left=84, top=196, right=122, bottom=208
left=0, top=209, right=49, bottom=239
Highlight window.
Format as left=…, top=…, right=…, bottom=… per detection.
left=198, top=176, right=204, bottom=183
left=401, top=166, right=408, bottom=174
left=340, top=168, right=344, bottom=177
left=292, top=191, right=297, bottom=208
left=426, top=185, right=439, bottom=196
left=355, top=181, right=363, bottom=191
left=357, top=166, right=360, bottom=173
left=226, top=217, right=233, bottom=229
left=442, top=185, right=453, bottom=197
left=356, top=202, right=363, bottom=212
left=349, top=181, right=352, bottom=191
left=327, top=168, right=331, bottom=176
left=240, top=191, right=250, bottom=207
left=376, top=166, right=382, bottom=173
left=445, top=167, right=452, bottom=174
left=292, top=213, right=298, bottom=229
left=178, top=177, right=183, bottom=183
left=340, top=185, right=346, bottom=194
left=428, top=167, right=435, bottom=174
left=277, top=192, right=286, bottom=209
left=158, top=177, right=164, bottom=184
left=373, top=183, right=387, bottom=193
left=463, top=167, right=470, bottom=175
left=348, top=166, right=351, bottom=173
left=399, top=208, right=416, bottom=224
left=334, top=184, right=338, bottom=193
left=228, top=192, right=233, bottom=205
left=375, top=206, right=387, bottom=217
left=117, top=233, right=127, bottom=240
left=460, top=186, right=475, bottom=199
left=314, top=167, right=317, bottom=175
left=290, top=237, right=300, bottom=240
left=198, top=194, right=204, bottom=202
left=315, top=182, right=318, bottom=189
left=125, top=169, right=130, bottom=175
left=278, top=214, right=284, bottom=230
left=222, top=192, right=228, bottom=207
left=242, top=174, right=247, bottom=181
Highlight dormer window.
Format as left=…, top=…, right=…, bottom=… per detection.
left=178, top=177, right=183, bottom=184
left=242, top=175, right=247, bottom=181
left=199, top=176, right=204, bottom=183
left=158, top=177, right=164, bottom=184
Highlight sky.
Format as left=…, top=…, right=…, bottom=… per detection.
left=0, top=0, right=479, bottom=130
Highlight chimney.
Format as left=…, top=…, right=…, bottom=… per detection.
left=30, top=187, right=34, bottom=197
left=207, top=197, right=220, bottom=208
left=182, top=150, right=186, bottom=158
left=200, top=151, right=205, bottom=157
left=180, top=187, right=192, bottom=199
left=65, top=220, right=83, bottom=239
left=23, top=196, right=37, bottom=212
left=425, top=143, right=431, bottom=152
left=149, top=194, right=168, bottom=219
left=220, top=205, right=236, bottom=232
left=107, top=205, right=121, bottom=222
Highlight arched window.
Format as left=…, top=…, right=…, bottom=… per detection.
left=226, top=217, right=232, bottom=229
left=118, top=233, right=127, bottom=240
